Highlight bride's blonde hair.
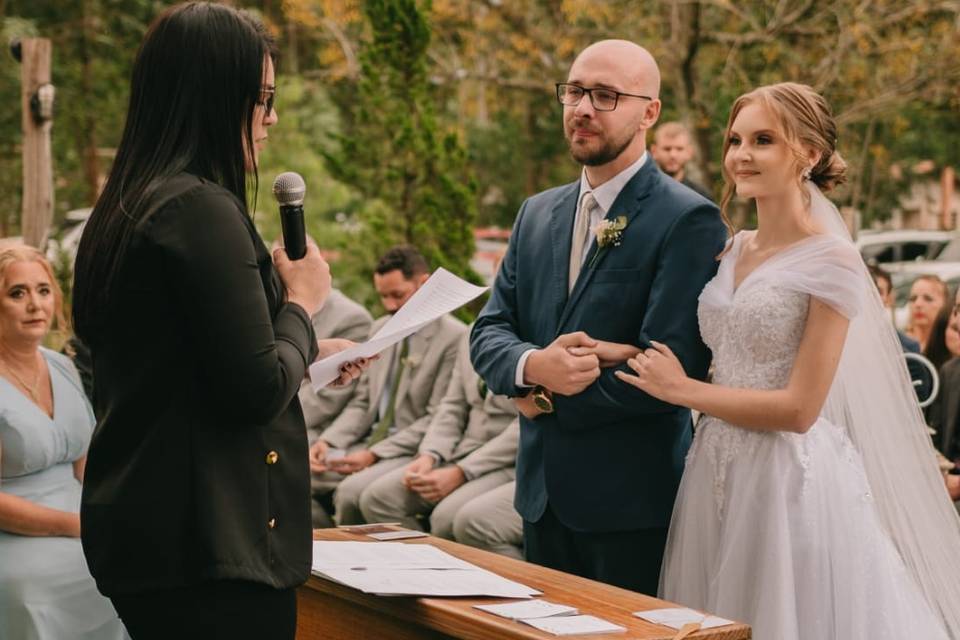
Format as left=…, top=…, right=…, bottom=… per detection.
left=719, top=82, right=848, bottom=240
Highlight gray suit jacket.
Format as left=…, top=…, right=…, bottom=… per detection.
left=321, top=313, right=466, bottom=459
left=298, top=289, right=374, bottom=436
left=418, top=333, right=519, bottom=479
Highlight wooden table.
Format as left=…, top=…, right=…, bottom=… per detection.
left=297, top=528, right=751, bottom=639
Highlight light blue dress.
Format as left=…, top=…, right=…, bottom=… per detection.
left=0, top=348, right=128, bottom=640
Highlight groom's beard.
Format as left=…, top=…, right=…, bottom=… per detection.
left=566, top=120, right=635, bottom=167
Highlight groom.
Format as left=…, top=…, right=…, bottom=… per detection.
left=469, top=40, right=727, bottom=595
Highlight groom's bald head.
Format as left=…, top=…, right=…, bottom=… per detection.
left=569, top=40, right=661, bottom=99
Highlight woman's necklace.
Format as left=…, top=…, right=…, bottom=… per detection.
left=0, top=352, right=41, bottom=401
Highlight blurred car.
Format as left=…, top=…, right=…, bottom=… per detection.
left=471, top=227, right=510, bottom=285
left=45, top=207, right=92, bottom=267
left=890, top=261, right=960, bottom=329
left=856, top=229, right=954, bottom=265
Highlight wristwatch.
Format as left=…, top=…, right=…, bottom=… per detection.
left=531, top=386, right=554, bottom=413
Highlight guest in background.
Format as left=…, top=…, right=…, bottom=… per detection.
left=297, top=288, right=373, bottom=527
left=869, top=264, right=920, bottom=353
left=70, top=4, right=365, bottom=638
left=451, top=480, right=524, bottom=560
left=906, top=274, right=948, bottom=351
left=924, top=302, right=958, bottom=371
left=0, top=244, right=127, bottom=640
left=357, top=332, right=518, bottom=539
left=928, top=290, right=960, bottom=505
left=650, top=121, right=712, bottom=200
left=309, top=246, right=466, bottom=525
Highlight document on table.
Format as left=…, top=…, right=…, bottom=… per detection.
left=520, top=615, right=626, bottom=636
left=311, top=541, right=541, bottom=598
left=312, top=541, right=474, bottom=571
left=320, top=568, right=539, bottom=598
left=634, top=608, right=734, bottom=630
left=474, top=600, right=578, bottom=619
left=309, top=268, right=488, bottom=390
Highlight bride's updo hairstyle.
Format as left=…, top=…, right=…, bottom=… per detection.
left=719, top=82, right=848, bottom=232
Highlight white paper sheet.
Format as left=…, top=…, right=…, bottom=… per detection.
left=367, top=530, right=430, bottom=541
left=318, top=568, right=539, bottom=598
left=520, top=615, right=626, bottom=636
left=474, top=600, right=578, bottom=619
left=309, top=268, right=488, bottom=389
left=634, top=607, right=734, bottom=630
left=311, top=541, right=473, bottom=571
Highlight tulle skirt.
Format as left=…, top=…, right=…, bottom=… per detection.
left=660, top=416, right=949, bottom=640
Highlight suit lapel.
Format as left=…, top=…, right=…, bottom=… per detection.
left=548, top=183, right=581, bottom=324
left=557, top=161, right=661, bottom=331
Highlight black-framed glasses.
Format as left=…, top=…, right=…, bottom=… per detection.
left=556, top=83, right=652, bottom=112
left=257, top=86, right=276, bottom=114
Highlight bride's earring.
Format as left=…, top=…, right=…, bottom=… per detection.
left=802, top=167, right=812, bottom=181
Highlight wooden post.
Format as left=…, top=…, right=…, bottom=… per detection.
left=20, top=38, right=54, bottom=248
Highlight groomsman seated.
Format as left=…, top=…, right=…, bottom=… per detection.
left=298, top=288, right=373, bottom=527
left=308, top=246, right=466, bottom=524
left=357, top=331, right=520, bottom=543
left=452, top=480, right=523, bottom=560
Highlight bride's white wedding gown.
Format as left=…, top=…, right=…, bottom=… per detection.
left=660, top=232, right=949, bottom=640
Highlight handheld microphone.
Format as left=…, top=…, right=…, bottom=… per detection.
left=272, top=172, right=307, bottom=260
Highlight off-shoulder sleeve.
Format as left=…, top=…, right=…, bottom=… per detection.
left=770, top=236, right=866, bottom=320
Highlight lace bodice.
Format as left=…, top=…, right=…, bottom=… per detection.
left=699, top=281, right=809, bottom=390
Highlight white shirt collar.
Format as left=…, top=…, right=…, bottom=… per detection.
left=578, top=151, right=648, bottom=215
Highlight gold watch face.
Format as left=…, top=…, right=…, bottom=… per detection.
left=533, top=391, right=553, bottom=412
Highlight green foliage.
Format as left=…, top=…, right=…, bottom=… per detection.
left=322, top=0, right=481, bottom=323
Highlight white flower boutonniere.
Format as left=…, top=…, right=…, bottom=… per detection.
left=401, top=354, right=421, bottom=369
left=588, top=215, right=628, bottom=269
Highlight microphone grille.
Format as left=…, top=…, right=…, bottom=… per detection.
left=272, top=172, right=306, bottom=206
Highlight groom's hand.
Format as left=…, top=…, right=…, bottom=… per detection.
left=525, top=332, right=601, bottom=395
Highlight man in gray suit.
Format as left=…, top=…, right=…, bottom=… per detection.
left=452, top=480, right=523, bottom=560
left=357, top=332, right=519, bottom=539
left=308, top=246, right=466, bottom=524
left=298, top=288, right=373, bottom=527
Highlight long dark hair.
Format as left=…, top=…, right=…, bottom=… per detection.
left=925, top=300, right=956, bottom=371
left=72, top=2, right=275, bottom=343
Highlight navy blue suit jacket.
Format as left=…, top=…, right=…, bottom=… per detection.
left=470, top=160, right=727, bottom=532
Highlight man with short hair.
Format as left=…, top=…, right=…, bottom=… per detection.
left=309, top=246, right=466, bottom=525
left=650, top=121, right=712, bottom=200
left=470, top=40, right=726, bottom=594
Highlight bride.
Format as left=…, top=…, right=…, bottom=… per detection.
left=616, top=82, right=960, bottom=639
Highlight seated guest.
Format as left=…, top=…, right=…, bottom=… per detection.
left=453, top=480, right=523, bottom=560
left=308, top=246, right=465, bottom=524
left=650, top=121, right=712, bottom=200
left=297, top=288, right=373, bottom=527
left=357, top=332, right=518, bottom=537
left=0, top=244, right=127, bottom=639
left=906, top=274, right=948, bottom=352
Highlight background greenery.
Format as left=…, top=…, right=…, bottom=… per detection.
left=2, top=0, right=959, bottom=315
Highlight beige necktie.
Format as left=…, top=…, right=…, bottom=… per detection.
left=569, top=192, right=597, bottom=293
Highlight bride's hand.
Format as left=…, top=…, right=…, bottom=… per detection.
left=614, top=340, right=688, bottom=403
left=567, top=340, right=641, bottom=368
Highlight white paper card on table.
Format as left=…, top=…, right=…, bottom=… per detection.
left=367, top=530, right=430, bottom=541
left=311, top=541, right=473, bottom=571
left=634, top=608, right=734, bottom=630
left=520, top=615, right=626, bottom=636
left=309, top=268, right=488, bottom=390
left=319, top=568, right=539, bottom=598
left=474, top=600, right=578, bottom=620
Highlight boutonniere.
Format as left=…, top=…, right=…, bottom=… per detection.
left=588, top=215, right=628, bottom=268
left=401, top=354, right=421, bottom=369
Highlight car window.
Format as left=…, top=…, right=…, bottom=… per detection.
left=901, top=242, right=932, bottom=262
left=862, top=244, right=896, bottom=263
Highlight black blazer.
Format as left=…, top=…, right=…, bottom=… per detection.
left=80, top=173, right=318, bottom=596
left=931, top=357, right=960, bottom=463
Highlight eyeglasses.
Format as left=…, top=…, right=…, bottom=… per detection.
left=257, top=87, right=276, bottom=114
left=555, top=83, right=652, bottom=112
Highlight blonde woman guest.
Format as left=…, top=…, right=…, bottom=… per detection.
left=0, top=244, right=127, bottom=639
